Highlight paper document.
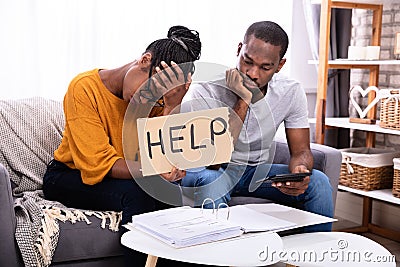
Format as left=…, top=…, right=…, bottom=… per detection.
left=129, top=205, right=298, bottom=248
left=242, top=203, right=337, bottom=230
left=131, top=206, right=243, bottom=248
left=227, top=205, right=297, bottom=232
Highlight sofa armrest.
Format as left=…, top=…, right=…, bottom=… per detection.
left=272, top=140, right=341, bottom=208
left=0, top=163, right=23, bottom=266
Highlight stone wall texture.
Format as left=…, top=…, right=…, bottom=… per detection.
left=350, top=3, right=400, bottom=148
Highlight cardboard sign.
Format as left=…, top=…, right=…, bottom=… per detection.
left=137, top=107, right=233, bottom=176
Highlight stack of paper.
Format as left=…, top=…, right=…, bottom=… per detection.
left=131, top=207, right=242, bottom=248
left=129, top=205, right=297, bottom=248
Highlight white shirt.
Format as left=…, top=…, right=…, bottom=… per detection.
left=181, top=72, right=309, bottom=165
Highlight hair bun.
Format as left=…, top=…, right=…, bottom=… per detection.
left=167, top=25, right=201, bottom=61
left=168, top=25, right=190, bottom=39
left=167, top=25, right=200, bottom=42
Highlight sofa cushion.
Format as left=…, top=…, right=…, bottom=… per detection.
left=53, top=217, right=123, bottom=263
left=0, top=164, right=24, bottom=266
left=0, top=97, right=64, bottom=194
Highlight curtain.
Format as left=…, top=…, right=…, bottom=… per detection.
left=303, top=0, right=352, bottom=148
left=0, top=0, right=294, bottom=101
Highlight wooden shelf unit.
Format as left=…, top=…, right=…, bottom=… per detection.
left=337, top=186, right=400, bottom=242
left=308, top=59, right=400, bottom=66
left=309, top=117, right=400, bottom=136
left=313, top=0, right=400, bottom=242
left=315, top=0, right=383, bottom=147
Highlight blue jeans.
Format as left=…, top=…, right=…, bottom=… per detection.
left=181, top=164, right=334, bottom=232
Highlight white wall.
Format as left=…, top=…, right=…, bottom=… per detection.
left=0, top=0, right=295, bottom=101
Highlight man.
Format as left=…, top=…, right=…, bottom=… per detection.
left=181, top=21, right=333, bottom=232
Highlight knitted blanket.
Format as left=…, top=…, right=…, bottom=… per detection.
left=0, top=98, right=121, bottom=267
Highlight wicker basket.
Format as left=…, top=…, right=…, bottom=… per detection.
left=393, top=158, right=400, bottom=198
left=379, top=89, right=400, bottom=130
left=340, top=148, right=400, bottom=191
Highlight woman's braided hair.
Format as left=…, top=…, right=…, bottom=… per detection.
left=145, top=25, right=201, bottom=81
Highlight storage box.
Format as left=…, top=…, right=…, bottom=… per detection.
left=393, top=158, right=400, bottom=198
left=379, top=89, right=400, bottom=130
left=340, top=148, right=400, bottom=191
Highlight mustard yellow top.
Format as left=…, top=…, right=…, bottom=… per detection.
left=54, top=69, right=129, bottom=184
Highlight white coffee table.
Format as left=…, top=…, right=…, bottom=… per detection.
left=281, top=232, right=396, bottom=266
left=121, top=203, right=338, bottom=266
left=121, top=228, right=283, bottom=266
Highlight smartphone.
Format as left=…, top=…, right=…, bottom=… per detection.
left=256, top=171, right=312, bottom=184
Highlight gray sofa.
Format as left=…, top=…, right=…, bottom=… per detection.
left=0, top=98, right=342, bottom=266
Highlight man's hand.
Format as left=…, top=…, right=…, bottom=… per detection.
left=225, top=68, right=253, bottom=104
left=226, top=68, right=263, bottom=104
left=225, top=68, right=259, bottom=144
left=272, top=165, right=311, bottom=196
left=160, top=166, right=186, bottom=182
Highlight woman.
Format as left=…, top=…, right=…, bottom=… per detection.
left=43, top=25, right=201, bottom=266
